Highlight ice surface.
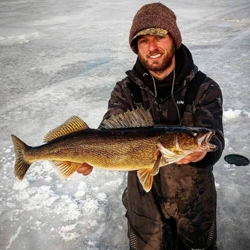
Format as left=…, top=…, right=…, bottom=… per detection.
left=0, top=0, right=250, bottom=249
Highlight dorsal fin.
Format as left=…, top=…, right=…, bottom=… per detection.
left=44, top=116, right=89, bottom=143
left=99, top=106, right=154, bottom=129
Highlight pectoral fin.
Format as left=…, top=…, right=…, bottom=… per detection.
left=137, top=169, right=153, bottom=192
left=137, top=152, right=162, bottom=192
left=50, top=161, right=82, bottom=178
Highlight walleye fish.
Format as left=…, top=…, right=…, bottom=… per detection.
left=11, top=107, right=217, bottom=192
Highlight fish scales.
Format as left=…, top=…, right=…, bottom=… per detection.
left=25, top=128, right=162, bottom=171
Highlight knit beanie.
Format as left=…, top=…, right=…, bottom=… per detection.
left=129, top=3, right=182, bottom=54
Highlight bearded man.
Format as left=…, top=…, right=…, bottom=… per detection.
left=78, top=3, right=224, bottom=250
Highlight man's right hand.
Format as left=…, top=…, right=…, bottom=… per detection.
left=77, top=163, right=93, bottom=176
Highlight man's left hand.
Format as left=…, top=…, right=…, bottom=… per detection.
left=175, top=152, right=207, bottom=165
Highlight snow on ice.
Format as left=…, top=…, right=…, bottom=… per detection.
left=0, top=0, right=250, bottom=250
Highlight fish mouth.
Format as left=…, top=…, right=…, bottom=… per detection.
left=198, top=130, right=217, bottom=151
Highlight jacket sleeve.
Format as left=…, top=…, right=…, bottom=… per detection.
left=190, top=77, right=225, bottom=168
left=100, top=78, right=135, bottom=122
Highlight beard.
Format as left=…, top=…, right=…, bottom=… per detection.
left=138, top=44, right=175, bottom=72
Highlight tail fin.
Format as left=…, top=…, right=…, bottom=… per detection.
left=11, top=134, right=31, bottom=181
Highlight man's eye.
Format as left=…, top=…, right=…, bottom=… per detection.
left=139, top=39, right=147, bottom=44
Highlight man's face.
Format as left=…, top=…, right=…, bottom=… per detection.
left=137, top=34, right=175, bottom=72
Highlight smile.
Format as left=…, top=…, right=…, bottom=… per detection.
left=149, top=54, right=162, bottom=59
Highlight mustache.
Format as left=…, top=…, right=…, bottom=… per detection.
left=147, top=50, right=163, bottom=57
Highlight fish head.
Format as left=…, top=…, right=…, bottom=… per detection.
left=176, top=127, right=217, bottom=152
left=160, top=127, right=217, bottom=154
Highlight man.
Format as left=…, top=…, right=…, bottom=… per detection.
left=77, top=3, right=224, bottom=250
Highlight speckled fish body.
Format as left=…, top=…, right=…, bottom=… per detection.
left=11, top=108, right=216, bottom=192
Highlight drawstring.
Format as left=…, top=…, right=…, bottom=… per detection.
left=171, top=70, right=181, bottom=125
left=150, top=73, right=158, bottom=100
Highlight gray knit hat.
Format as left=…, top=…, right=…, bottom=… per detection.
left=129, top=3, right=182, bottom=54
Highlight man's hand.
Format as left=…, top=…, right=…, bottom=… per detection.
left=175, top=152, right=207, bottom=165
left=77, top=163, right=93, bottom=176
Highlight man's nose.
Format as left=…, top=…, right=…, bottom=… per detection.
left=148, top=39, right=158, bottom=51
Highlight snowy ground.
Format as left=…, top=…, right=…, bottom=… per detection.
left=0, top=0, right=250, bottom=249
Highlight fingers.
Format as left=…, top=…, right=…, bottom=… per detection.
left=176, top=158, right=191, bottom=165
left=176, top=152, right=207, bottom=165
left=191, top=152, right=207, bottom=162
left=76, top=163, right=93, bottom=176
left=176, top=156, right=193, bottom=165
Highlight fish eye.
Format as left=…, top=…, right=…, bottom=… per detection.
left=190, top=130, right=199, bottom=137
